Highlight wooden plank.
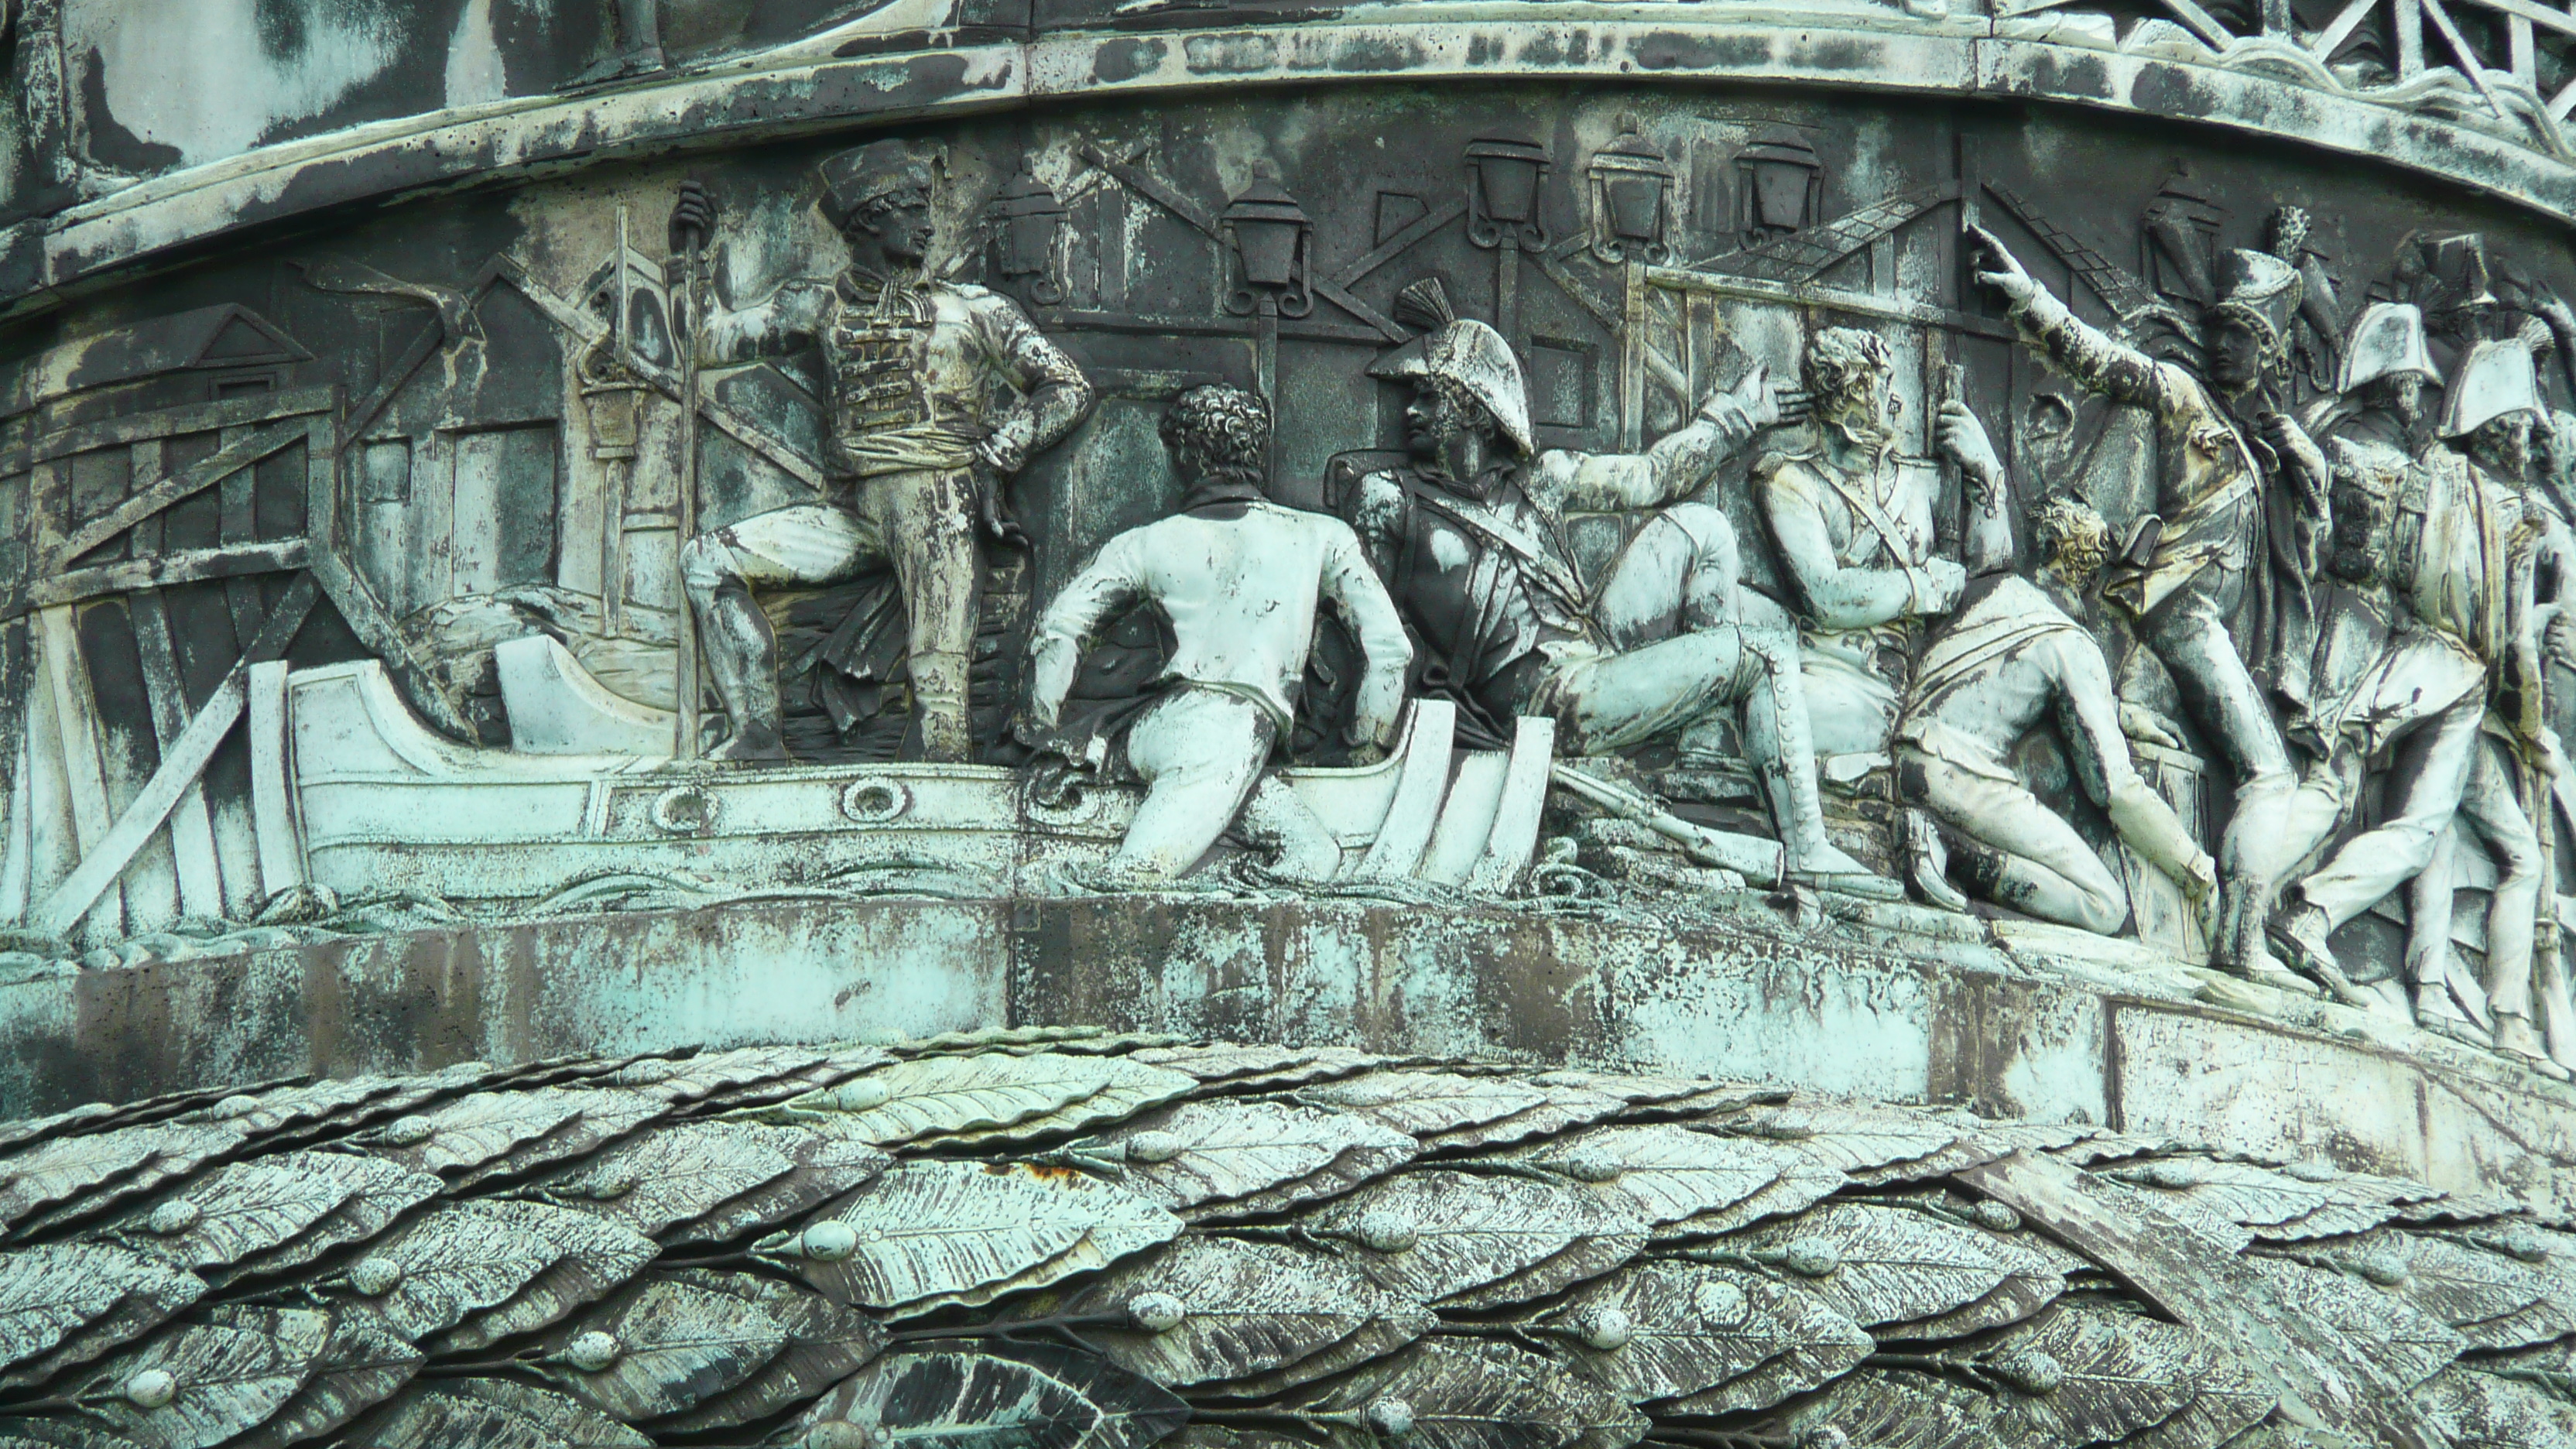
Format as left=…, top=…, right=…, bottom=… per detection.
left=2511, top=12, right=2537, bottom=82
left=45, top=419, right=307, bottom=568
left=37, top=605, right=122, bottom=937
left=1360, top=700, right=1457, bottom=880
left=27, top=540, right=310, bottom=608
left=27, top=575, right=316, bottom=936
left=304, top=549, right=478, bottom=740
left=0, top=731, right=28, bottom=926
left=2396, top=0, right=2427, bottom=78
left=2155, top=0, right=2238, bottom=48
left=1468, top=716, right=1555, bottom=895
left=246, top=659, right=305, bottom=899
left=215, top=425, right=267, bottom=650
left=2305, top=0, right=2380, bottom=57
left=128, top=588, right=225, bottom=919
left=26, top=386, right=336, bottom=464
left=2465, top=0, right=2576, bottom=43
left=2420, top=0, right=2557, bottom=155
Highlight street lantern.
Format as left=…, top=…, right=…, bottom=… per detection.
left=1465, top=137, right=1550, bottom=250
left=1223, top=179, right=1314, bottom=318
left=1735, top=135, right=1822, bottom=246
left=1588, top=126, right=1675, bottom=265
left=986, top=164, right=1067, bottom=305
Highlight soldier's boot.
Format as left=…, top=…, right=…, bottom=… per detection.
left=1742, top=629, right=1876, bottom=886
left=911, top=649, right=975, bottom=764
left=697, top=581, right=788, bottom=762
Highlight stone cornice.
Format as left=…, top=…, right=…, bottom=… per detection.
left=4, top=7, right=2571, bottom=321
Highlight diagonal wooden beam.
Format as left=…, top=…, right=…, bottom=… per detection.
left=2419, top=0, right=2556, bottom=154
left=2306, top=0, right=2382, bottom=57
left=31, top=574, right=318, bottom=937
left=2156, top=0, right=2239, bottom=48
left=46, top=420, right=307, bottom=570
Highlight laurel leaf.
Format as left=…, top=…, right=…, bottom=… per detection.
left=1273, top=1338, right=1646, bottom=1449
left=1295, top=1073, right=1547, bottom=1139
left=1519, top=1125, right=1781, bottom=1228
left=651, top=1269, right=886, bottom=1431
left=115, top=1155, right=357, bottom=1271
left=1774, top=1368, right=1996, bottom=1447
left=0, top=1125, right=242, bottom=1237
left=221, top=1154, right=441, bottom=1283
left=758, top=1160, right=1179, bottom=1310
left=2413, top=1365, right=2576, bottom=1449
left=910, top=1057, right=1201, bottom=1150
left=1717, top=1104, right=1958, bottom=1176
left=348, top=1202, right=566, bottom=1341
left=1305, top=1170, right=1645, bottom=1307
left=2324, top=1229, right=2553, bottom=1345
left=1081, top=1100, right=1418, bottom=1216
left=660, top=1128, right=890, bottom=1247
left=224, top=1310, right=420, bottom=1449
left=1423, top=1082, right=1628, bottom=1152
left=437, top=1202, right=659, bottom=1352
left=626, top=1045, right=830, bottom=1103
left=373, top=1091, right=587, bottom=1177
left=2251, top=1255, right=2466, bottom=1390
left=544, top=1120, right=798, bottom=1236
left=1128, top=1045, right=1332, bottom=1082
left=1875, top=1220, right=2068, bottom=1341
left=2120, top=1351, right=2279, bottom=1449
left=1641, top=1270, right=1875, bottom=1416
left=453, top=1088, right=673, bottom=1190
left=538, top=1278, right=789, bottom=1421
left=1048, top=1235, right=1427, bottom=1389
left=1530, top=1260, right=1810, bottom=1403
left=764, top=1052, right=1122, bottom=1142
left=0, top=1245, right=204, bottom=1381
left=366, top=1380, right=651, bottom=1449
left=789, top=1344, right=1189, bottom=1449
left=1985, top=1300, right=2213, bottom=1444
left=1716, top=1204, right=2010, bottom=1329
left=78, top=1307, right=330, bottom=1449
left=1663, top=1149, right=1846, bottom=1238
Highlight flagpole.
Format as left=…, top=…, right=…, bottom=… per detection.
left=673, top=202, right=704, bottom=762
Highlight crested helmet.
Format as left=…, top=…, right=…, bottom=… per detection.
left=1370, top=317, right=1535, bottom=459
left=2210, top=248, right=2304, bottom=355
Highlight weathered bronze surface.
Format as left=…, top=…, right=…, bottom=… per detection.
left=13, top=10, right=2576, bottom=1431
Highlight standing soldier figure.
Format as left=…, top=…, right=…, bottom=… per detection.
left=1969, top=222, right=2332, bottom=984
left=668, top=142, right=1095, bottom=762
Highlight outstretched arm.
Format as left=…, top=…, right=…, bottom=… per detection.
left=1320, top=524, right=1416, bottom=754
left=1968, top=222, right=2174, bottom=413
left=1027, top=531, right=1148, bottom=727
left=971, top=294, right=1096, bottom=474
left=1529, top=365, right=1780, bottom=513
left=2052, top=636, right=2218, bottom=892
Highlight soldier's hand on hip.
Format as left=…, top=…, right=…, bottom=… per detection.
left=670, top=180, right=716, bottom=252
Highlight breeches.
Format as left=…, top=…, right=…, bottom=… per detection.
left=1540, top=623, right=1796, bottom=759
left=1900, top=750, right=2129, bottom=935
left=2297, top=687, right=2488, bottom=929
left=682, top=471, right=981, bottom=663
left=1119, top=690, right=1280, bottom=878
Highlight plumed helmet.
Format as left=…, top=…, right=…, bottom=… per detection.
left=2440, top=337, right=2543, bottom=439
left=2337, top=301, right=2438, bottom=392
left=1370, top=317, right=1535, bottom=458
left=2210, top=248, right=2304, bottom=352
left=818, top=140, right=940, bottom=229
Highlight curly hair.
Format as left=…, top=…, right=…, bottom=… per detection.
left=1804, top=327, right=1894, bottom=406
left=1160, top=384, right=1273, bottom=489
left=2033, top=494, right=2111, bottom=581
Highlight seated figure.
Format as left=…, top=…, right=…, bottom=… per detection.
left=1896, top=496, right=2217, bottom=933
left=1027, top=384, right=1413, bottom=885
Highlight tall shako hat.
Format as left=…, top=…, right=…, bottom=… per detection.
left=2211, top=248, right=2304, bottom=354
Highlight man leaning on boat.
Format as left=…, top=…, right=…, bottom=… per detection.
left=1026, top=384, right=1413, bottom=886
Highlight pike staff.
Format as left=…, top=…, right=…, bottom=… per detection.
left=673, top=183, right=706, bottom=762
